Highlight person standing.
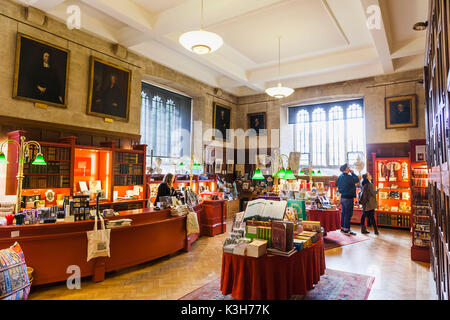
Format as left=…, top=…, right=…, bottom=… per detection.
left=337, top=163, right=360, bottom=235
left=360, top=173, right=379, bottom=235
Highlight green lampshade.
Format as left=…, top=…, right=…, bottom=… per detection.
left=283, top=168, right=297, bottom=180
left=300, top=169, right=305, bottom=176
left=311, top=170, right=316, bottom=176
left=276, top=168, right=286, bottom=179
left=32, top=153, right=47, bottom=166
left=194, top=163, right=202, bottom=169
left=0, top=153, right=8, bottom=164
left=317, top=170, right=322, bottom=176
left=179, top=162, right=185, bottom=168
left=252, top=169, right=265, bottom=180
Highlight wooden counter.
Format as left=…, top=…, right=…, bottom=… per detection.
left=0, top=204, right=204, bottom=286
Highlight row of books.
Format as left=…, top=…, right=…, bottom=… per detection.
left=114, top=175, right=144, bottom=186
left=115, top=152, right=143, bottom=164
left=376, top=213, right=411, bottom=227
left=24, top=162, right=70, bottom=174
left=28, top=146, right=70, bottom=161
left=113, top=163, right=143, bottom=175
left=412, top=168, right=428, bottom=177
left=23, top=175, right=70, bottom=189
left=412, top=178, right=428, bottom=188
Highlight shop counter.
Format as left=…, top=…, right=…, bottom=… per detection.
left=220, top=239, right=325, bottom=300
left=307, top=208, right=341, bottom=232
left=199, top=199, right=226, bottom=236
left=0, top=203, right=205, bottom=286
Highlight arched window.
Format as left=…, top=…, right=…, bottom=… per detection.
left=290, top=99, right=365, bottom=168
left=296, top=110, right=309, bottom=155
left=328, top=106, right=345, bottom=166
left=346, top=103, right=364, bottom=160
left=311, top=108, right=326, bottom=166
left=140, top=83, right=192, bottom=163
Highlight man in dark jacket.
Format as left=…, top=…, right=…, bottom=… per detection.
left=337, top=163, right=360, bottom=235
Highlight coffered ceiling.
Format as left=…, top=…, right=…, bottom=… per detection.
left=15, top=0, right=428, bottom=96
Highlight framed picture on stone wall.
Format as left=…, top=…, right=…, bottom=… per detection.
left=248, top=112, right=267, bottom=136
left=213, top=103, right=231, bottom=141
left=385, top=95, right=417, bottom=129
left=13, top=33, right=70, bottom=108
left=87, top=56, right=131, bottom=122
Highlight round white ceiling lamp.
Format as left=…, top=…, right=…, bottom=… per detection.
left=265, top=37, right=294, bottom=99
left=179, top=0, right=223, bottom=55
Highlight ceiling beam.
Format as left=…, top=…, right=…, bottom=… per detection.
left=391, top=36, right=427, bottom=59
left=248, top=46, right=378, bottom=83
left=360, top=0, right=394, bottom=73
left=79, top=0, right=156, bottom=33
left=19, top=0, right=65, bottom=11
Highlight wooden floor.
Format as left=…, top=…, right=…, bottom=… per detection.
left=29, top=223, right=437, bottom=300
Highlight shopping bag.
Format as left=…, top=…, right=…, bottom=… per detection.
left=86, top=214, right=111, bottom=262
left=186, top=211, right=200, bottom=235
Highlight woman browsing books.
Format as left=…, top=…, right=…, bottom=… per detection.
left=360, top=173, right=379, bottom=235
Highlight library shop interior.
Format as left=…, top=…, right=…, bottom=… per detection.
left=0, top=0, right=449, bottom=303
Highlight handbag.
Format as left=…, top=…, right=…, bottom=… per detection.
left=186, top=210, right=200, bottom=235
left=170, top=205, right=189, bottom=217
left=86, top=214, right=111, bottom=262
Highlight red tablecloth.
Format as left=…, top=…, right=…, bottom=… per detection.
left=220, top=239, right=325, bottom=300
left=307, top=209, right=341, bottom=232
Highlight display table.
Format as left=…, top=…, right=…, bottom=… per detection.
left=0, top=203, right=204, bottom=286
left=220, top=239, right=325, bottom=300
left=307, top=209, right=341, bottom=232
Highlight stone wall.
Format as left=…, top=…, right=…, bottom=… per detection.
left=237, top=69, right=425, bottom=153
left=0, top=0, right=237, bottom=140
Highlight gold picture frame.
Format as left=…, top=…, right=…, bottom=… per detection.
left=87, top=56, right=132, bottom=122
left=385, top=95, right=417, bottom=129
left=213, top=102, right=232, bottom=141
left=13, top=33, right=70, bottom=108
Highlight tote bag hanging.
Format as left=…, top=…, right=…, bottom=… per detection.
left=186, top=210, right=200, bottom=236
left=86, top=214, right=111, bottom=262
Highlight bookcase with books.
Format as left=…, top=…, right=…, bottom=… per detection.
left=6, top=131, right=147, bottom=211
left=372, top=153, right=412, bottom=229
left=410, top=140, right=431, bottom=262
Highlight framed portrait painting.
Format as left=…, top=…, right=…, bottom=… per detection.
left=13, top=33, right=70, bottom=108
left=248, top=112, right=266, bottom=135
left=385, top=95, right=417, bottom=129
left=213, top=103, right=231, bottom=141
left=87, top=56, right=131, bottom=121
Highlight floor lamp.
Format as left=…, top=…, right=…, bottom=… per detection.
left=0, top=136, right=47, bottom=213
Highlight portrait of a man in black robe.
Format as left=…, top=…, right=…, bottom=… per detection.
left=213, top=104, right=231, bottom=140
left=248, top=113, right=266, bottom=135
left=88, top=58, right=131, bottom=121
left=14, top=34, right=69, bottom=107
left=385, top=95, right=417, bottom=129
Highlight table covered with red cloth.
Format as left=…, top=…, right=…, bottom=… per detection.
left=220, top=239, right=325, bottom=300
left=307, top=209, right=341, bottom=232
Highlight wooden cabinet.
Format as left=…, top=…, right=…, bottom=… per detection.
left=425, top=0, right=450, bottom=300
left=5, top=131, right=147, bottom=211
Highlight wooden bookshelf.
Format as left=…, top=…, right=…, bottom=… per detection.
left=5, top=131, right=147, bottom=211
left=424, top=0, right=450, bottom=300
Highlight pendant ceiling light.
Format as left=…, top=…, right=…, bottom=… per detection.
left=179, top=0, right=223, bottom=55
left=265, top=37, right=294, bottom=99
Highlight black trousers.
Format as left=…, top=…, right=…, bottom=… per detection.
left=361, top=209, right=377, bottom=229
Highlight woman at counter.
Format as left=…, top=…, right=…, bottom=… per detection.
left=154, top=173, right=176, bottom=206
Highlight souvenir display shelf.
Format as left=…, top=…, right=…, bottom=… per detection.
left=5, top=131, right=147, bottom=212
left=371, top=153, right=412, bottom=229
left=146, top=173, right=217, bottom=204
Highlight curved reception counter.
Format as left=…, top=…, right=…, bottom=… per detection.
left=0, top=200, right=225, bottom=286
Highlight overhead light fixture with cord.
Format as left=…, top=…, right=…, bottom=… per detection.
left=265, top=37, right=294, bottom=99
left=179, top=0, right=223, bottom=54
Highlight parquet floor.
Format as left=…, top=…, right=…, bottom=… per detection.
left=29, top=223, right=437, bottom=300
